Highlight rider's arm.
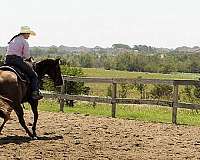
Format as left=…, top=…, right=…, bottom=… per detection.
left=22, top=40, right=30, bottom=59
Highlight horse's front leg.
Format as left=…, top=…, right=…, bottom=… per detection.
left=14, top=105, right=34, bottom=138
left=28, top=99, right=38, bottom=137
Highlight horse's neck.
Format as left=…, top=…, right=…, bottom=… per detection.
left=35, top=63, right=48, bottom=79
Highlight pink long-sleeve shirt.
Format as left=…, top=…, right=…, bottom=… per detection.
left=6, top=35, right=30, bottom=59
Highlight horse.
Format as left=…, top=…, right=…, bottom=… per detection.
left=0, top=58, right=63, bottom=139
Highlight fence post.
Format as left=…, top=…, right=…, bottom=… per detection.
left=112, top=83, right=117, bottom=118
left=172, top=84, right=178, bottom=124
left=60, top=80, right=66, bottom=112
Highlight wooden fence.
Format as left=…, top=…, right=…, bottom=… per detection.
left=42, top=76, right=200, bottom=124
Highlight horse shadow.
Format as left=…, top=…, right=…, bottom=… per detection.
left=0, top=134, right=63, bottom=145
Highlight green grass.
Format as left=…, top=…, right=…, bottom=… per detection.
left=25, top=99, right=200, bottom=126
left=80, top=68, right=200, bottom=98
left=82, top=68, right=200, bottom=80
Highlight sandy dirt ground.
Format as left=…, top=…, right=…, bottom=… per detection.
left=1, top=111, right=200, bottom=160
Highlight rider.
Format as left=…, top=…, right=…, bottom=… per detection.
left=5, top=26, right=43, bottom=100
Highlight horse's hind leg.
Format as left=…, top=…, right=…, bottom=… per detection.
left=0, top=110, right=12, bottom=134
left=0, top=102, right=13, bottom=134
left=0, top=117, right=9, bottom=134
left=14, top=105, right=34, bottom=138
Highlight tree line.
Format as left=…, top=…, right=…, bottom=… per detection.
left=1, top=46, right=200, bottom=74
left=56, top=52, right=200, bottom=74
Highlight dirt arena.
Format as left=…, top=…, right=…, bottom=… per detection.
left=1, top=111, right=200, bottom=160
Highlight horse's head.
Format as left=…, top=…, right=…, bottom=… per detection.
left=35, top=58, right=63, bottom=86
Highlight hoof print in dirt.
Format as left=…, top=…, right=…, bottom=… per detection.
left=74, top=139, right=81, bottom=145
left=44, top=131, right=56, bottom=135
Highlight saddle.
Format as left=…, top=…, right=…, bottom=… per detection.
left=0, top=65, right=30, bottom=84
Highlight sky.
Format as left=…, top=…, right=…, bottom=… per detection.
left=1, top=0, right=200, bottom=48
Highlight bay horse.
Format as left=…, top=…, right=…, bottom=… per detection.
left=0, top=58, right=63, bottom=139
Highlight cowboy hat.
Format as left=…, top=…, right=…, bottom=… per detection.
left=20, top=26, right=36, bottom=36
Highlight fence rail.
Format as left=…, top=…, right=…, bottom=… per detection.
left=42, top=76, right=200, bottom=124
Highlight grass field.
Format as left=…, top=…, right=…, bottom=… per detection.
left=80, top=68, right=200, bottom=100
left=82, top=68, right=199, bottom=80
left=37, top=68, right=200, bottom=125
left=29, top=99, right=200, bottom=126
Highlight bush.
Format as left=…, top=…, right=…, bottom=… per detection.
left=62, top=66, right=90, bottom=106
left=150, top=84, right=173, bottom=100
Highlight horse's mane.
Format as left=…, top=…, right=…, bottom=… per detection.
left=34, top=58, right=60, bottom=82
left=35, top=59, right=57, bottom=72
left=36, top=59, right=56, bottom=67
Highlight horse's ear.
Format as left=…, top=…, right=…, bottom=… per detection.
left=26, top=56, right=34, bottom=62
left=55, top=58, right=61, bottom=64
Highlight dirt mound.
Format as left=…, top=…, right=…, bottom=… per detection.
left=1, top=111, right=200, bottom=159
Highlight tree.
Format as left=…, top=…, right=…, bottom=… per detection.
left=47, top=46, right=58, bottom=54
left=30, top=47, right=43, bottom=55
left=62, top=67, right=90, bottom=107
left=112, top=44, right=131, bottom=49
left=133, top=76, right=146, bottom=99
left=150, top=84, right=173, bottom=100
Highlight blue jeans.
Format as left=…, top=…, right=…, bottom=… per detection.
left=5, top=55, right=39, bottom=91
